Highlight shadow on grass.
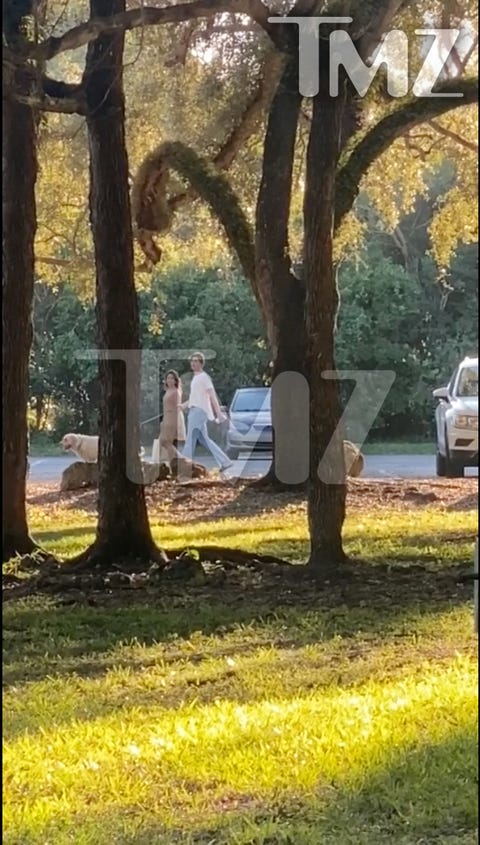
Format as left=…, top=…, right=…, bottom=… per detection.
left=32, top=520, right=476, bottom=562
left=34, top=523, right=301, bottom=545
left=5, top=728, right=477, bottom=844
left=3, top=550, right=474, bottom=689
left=204, top=479, right=477, bottom=526
left=34, top=525, right=96, bottom=543
left=137, top=731, right=478, bottom=845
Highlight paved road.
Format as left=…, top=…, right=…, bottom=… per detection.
left=28, top=452, right=477, bottom=483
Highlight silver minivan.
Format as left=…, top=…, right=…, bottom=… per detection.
left=227, top=387, right=272, bottom=459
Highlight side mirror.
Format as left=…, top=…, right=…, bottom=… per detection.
left=433, top=387, right=449, bottom=400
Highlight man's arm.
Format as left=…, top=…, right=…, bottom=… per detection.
left=207, top=388, right=226, bottom=422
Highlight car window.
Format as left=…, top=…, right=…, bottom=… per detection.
left=231, top=390, right=270, bottom=412
left=456, top=365, right=478, bottom=398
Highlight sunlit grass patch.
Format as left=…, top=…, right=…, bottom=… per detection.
left=2, top=606, right=476, bottom=752
left=3, top=503, right=478, bottom=843
left=3, top=660, right=477, bottom=844
left=27, top=503, right=477, bottom=565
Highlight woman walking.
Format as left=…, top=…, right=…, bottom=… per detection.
left=159, top=370, right=186, bottom=462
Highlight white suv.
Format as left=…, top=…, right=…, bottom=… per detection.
left=433, top=356, right=478, bottom=478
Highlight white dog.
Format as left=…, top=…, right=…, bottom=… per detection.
left=61, top=433, right=145, bottom=463
left=61, top=433, right=99, bottom=463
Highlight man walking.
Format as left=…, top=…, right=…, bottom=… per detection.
left=182, top=353, right=233, bottom=474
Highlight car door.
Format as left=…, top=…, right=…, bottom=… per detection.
left=436, top=368, right=457, bottom=453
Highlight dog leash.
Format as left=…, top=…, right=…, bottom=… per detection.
left=140, top=413, right=162, bottom=427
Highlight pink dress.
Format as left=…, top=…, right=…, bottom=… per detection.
left=159, top=387, right=185, bottom=459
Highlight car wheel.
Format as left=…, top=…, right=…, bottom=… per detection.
left=445, top=435, right=465, bottom=478
left=436, top=450, right=446, bottom=477
left=446, top=459, right=465, bottom=478
left=227, top=447, right=240, bottom=460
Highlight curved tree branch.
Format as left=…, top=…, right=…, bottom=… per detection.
left=15, top=75, right=86, bottom=114
left=335, top=76, right=478, bottom=229
left=255, top=56, right=303, bottom=353
left=428, top=117, right=478, bottom=152
left=213, top=51, right=285, bottom=171
left=3, top=47, right=87, bottom=113
left=22, top=0, right=284, bottom=62
left=132, top=141, right=258, bottom=299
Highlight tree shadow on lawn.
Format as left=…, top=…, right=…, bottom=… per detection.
left=142, top=729, right=478, bottom=844
left=7, top=728, right=477, bottom=844
left=3, top=548, right=475, bottom=689
left=205, top=478, right=477, bottom=526
left=33, top=523, right=301, bottom=546
left=34, top=525, right=96, bottom=543
left=28, top=482, right=296, bottom=528
left=32, top=512, right=477, bottom=560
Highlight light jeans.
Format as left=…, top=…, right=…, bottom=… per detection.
left=182, top=407, right=231, bottom=469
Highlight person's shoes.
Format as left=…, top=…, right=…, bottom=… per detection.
left=219, top=462, right=234, bottom=480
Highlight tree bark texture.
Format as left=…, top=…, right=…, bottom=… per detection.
left=2, top=0, right=39, bottom=561
left=304, top=57, right=348, bottom=576
left=82, top=0, right=157, bottom=563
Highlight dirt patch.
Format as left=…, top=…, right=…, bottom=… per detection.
left=27, top=476, right=478, bottom=523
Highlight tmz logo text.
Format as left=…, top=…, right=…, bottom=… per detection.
left=268, top=17, right=467, bottom=99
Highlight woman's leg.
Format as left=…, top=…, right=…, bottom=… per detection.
left=159, top=433, right=180, bottom=462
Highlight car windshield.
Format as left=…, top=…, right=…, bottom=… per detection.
left=456, top=365, right=478, bottom=397
left=232, top=390, right=270, bottom=412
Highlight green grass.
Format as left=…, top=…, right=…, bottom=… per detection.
left=28, top=432, right=62, bottom=457
left=3, top=503, right=478, bottom=844
left=26, top=501, right=477, bottom=564
left=362, top=441, right=435, bottom=455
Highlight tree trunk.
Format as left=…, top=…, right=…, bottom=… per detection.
left=304, top=59, right=347, bottom=577
left=254, top=57, right=307, bottom=489
left=2, top=6, right=38, bottom=561
left=78, top=0, right=158, bottom=565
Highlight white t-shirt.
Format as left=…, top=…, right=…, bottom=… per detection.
left=189, top=371, right=215, bottom=420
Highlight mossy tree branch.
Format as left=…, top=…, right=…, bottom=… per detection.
left=132, top=140, right=258, bottom=302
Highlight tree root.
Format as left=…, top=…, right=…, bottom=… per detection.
left=3, top=547, right=473, bottom=604
left=66, top=544, right=293, bottom=575
left=2, top=534, right=44, bottom=564
left=164, top=545, right=294, bottom=568
left=66, top=541, right=169, bottom=574
left=2, top=544, right=296, bottom=602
